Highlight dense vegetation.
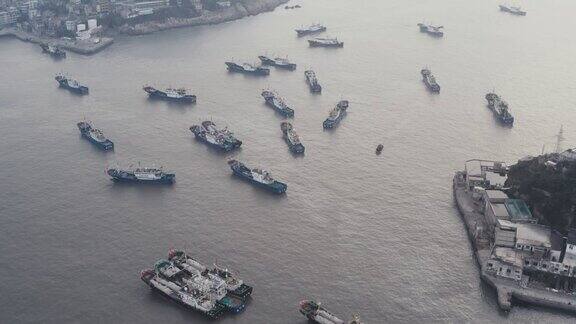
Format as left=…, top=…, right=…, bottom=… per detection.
left=505, top=154, right=576, bottom=232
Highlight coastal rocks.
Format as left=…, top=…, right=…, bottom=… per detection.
left=120, top=0, right=289, bottom=36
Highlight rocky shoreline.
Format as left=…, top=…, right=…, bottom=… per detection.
left=0, top=0, right=289, bottom=54
left=120, top=0, right=289, bottom=35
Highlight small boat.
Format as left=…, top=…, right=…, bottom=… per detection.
left=499, top=4, right=526, bottom=16
left=40, top=43, right=66, bottom=58
left=228, top=160, right=287, bottom=194
left=376, top=144, right=383, bottom=155
left=77, top=121, right=114, bottom=151
left=143, top=86, right=196, bottom=103
left=55, top=74, right=89, bottom=95
left=417, top=23, right=444, bottom=37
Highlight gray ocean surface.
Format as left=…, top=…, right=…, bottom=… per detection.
left=2, top=0, right=576, bottom=322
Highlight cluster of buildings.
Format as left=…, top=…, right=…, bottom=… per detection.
left=465, top=161, right=576, bottom=292
left=1, top=0, right=232, bottom=36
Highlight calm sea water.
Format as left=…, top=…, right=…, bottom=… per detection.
left=2, top=0, right=576, bottom=322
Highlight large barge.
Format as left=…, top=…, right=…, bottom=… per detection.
left=281, top=122, right=305, bottom=154
left=323, top=100, right=349, bottom=129
left=454, top=159, right=576, bottom=314
left=77, top=121, right=114, bottom=151
left=485, top=92, right=514, bottom=125
left=143, top=86, right=196, bottom=103
left=55, top=74, right=89, bottom=95
left=258, top=55, right=297, bottom=70
left=106, top=166, right=175, bottom=184
left=417, top=23, right=444, bottom=37
left=190, top=121, right=242, bottom=151
left=421, top=68, right=440, bottom=93
left=228, top=159, right=287, bottom=194
left=261, top=90, right=295, bottom=117
left=225, top=61, right=270, bottom=76
left=308, top=37, right=344, bottom=48
left=40, top=43, right=66, bottom=58
left=295, top=23, right=326, bottom=37
left=305, top=70, right=322, bottom=93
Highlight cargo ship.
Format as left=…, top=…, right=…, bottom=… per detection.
left=225, top=62, right=270, bottom=76
left=190, top=121, right=242, bottom=151
left=421, top=68, right=440, bottom=93
left=305, top=70, right=322, bottom=93
left=499, top=5, right=526, bottom=15
left=299, top=300, right=363, bottom=324
left=485, top=92, right=514, bottom=125
left=143, top=86, right=196, bottom=103
left=281, top=122, right=305, bottom=154
left=228, top=160, right=287, bottom=194
left=106, top=165, right=175, bottom=184
left=417, top=23, right=444, bottom=37
left=261, top=90, right=295, bottom=117
left=40, top=43, right=66, bottom=58
left=323, top=100, right=349, bottom=129
left=168, top=249, right=254, bottom=300
left=295, top=23, right=326, bottom=37
left=308, top=37, right=344, bottom=48
left=77, top=121, right=114, bottom=151
left=55, top=74, right=89, bottom=95
left=258, top=55, right=297, bottom=70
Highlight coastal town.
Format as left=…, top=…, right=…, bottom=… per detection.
left=0, top=0, right=287, bottom=53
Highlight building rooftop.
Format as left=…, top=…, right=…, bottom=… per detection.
left=485, top=190, right=509, bottom=202
left=495, top=228, right=516, bottom=248
left=516, top=224, right=552, bottom=249
left=492, top=202, right=510, bottom=219
left=494, top=247, right=524, bottom=267
left=504, top=199, right=533, bottom=222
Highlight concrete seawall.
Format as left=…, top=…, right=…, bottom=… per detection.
left=0, top=28, right=113, bottom=55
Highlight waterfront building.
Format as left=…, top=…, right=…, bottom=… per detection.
left=483, top=190, right=535, bottom=227
left=563, top=229, right=576, bottom=267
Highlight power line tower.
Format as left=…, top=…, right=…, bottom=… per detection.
left=555, top=125, right=565, bottom=153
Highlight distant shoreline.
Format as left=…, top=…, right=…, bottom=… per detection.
left=0, top=0, right=289, bottom=55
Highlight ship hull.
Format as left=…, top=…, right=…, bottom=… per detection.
left=58, top=81, right=89, bottom=94
left=107, top=170, right=175, bottom=184
left=308, top=40, right=344, bottom=48
left=287, top=142, right=305, bottom=154
left=81, top=133, right=114, bottom=150
left=225, top=62, right=269, bottom=76
left=228, top=284, right=253, bottom=300
left=146, top=90, right=196, bottom=103
left=295, top=27, right=326, bottom=37
left=423, top=79, right=440, bottom=93
left=193, top=134, right=242, bottom=151
left=142, top=279, right=223, bottom=319
left=323, top=115, right=344, bottom=129
left=232, top=170, right=287, bottom=194
left=264, top=99, right=294, bottom=117
left=41, top=45, right=66, bottom=58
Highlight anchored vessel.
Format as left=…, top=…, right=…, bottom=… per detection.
left=485, top=93, right=514, bottom=125
left=106, top=166, right=175, bottom=184
left=258, top=55, right=297, bottom=70
left=141, top=260, right=228, bottom=319
left=77, top=121, right=114, bottom=151
left=295, top=23, right=326, bottom=37
left=261, top=90, right=295, bottom=117
left=376, top=144, right=383, bottom=155
left=421, top=68, right=440, bottom=93
left=143, top=86, right=196, bottom=103
left=190, top=121, right=242, bottom=151
left=308, top=37, right=344, bottom=48
left=55, top=74, right=89, bottom=95
left=305, top=70, right=322, bottom=93
left=225, top=62, right=269, bottom=76
left=281, top=122, right=305, bottom=154
left=323, top=100, right=349, bottom=129
left=499, top=5, right=526, bottom=15
left=168, top=249, right=253, bottom=300
left=40, top=44, right=66, bottom=58
left=299, top=300, right=362, bottom=324
left=417, top=23, right=444, bottom=37
left=227, top=159, right=287, bottom=194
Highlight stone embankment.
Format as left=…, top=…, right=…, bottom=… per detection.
left=0, top=28, right=113, bottom=55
